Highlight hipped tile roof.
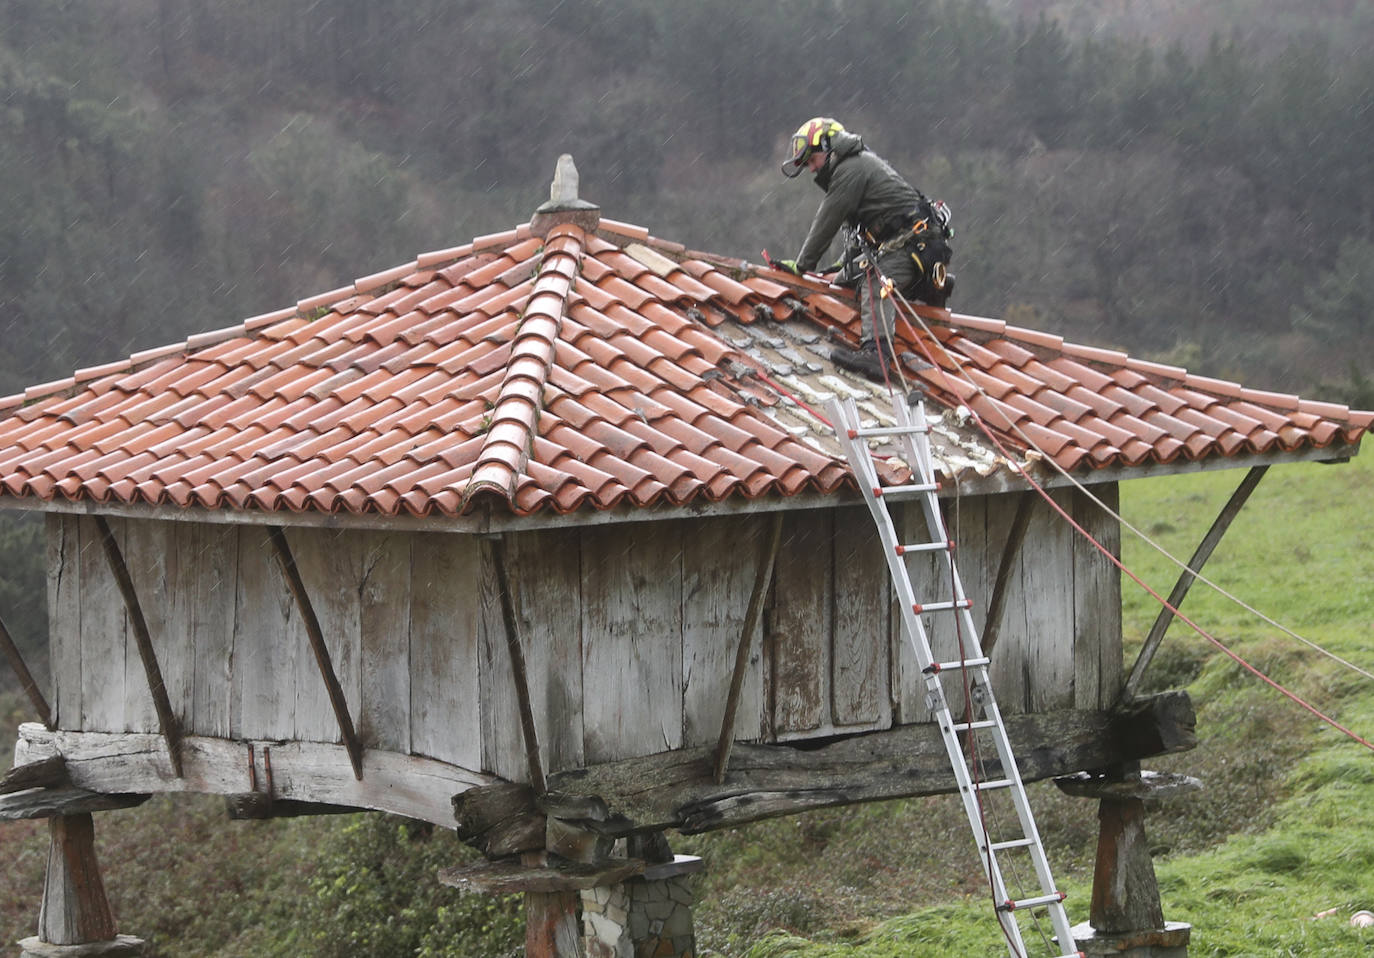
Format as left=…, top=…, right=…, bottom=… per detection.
left=0, top=211, right=1368, bottom=523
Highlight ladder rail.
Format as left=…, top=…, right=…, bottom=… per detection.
left=829, top=395, right=1081, bottom=958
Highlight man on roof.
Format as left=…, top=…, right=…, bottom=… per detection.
left=778, top=117, right=953, bottom=382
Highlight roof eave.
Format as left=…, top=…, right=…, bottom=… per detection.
left=4, top=437, right=1358, bottom=535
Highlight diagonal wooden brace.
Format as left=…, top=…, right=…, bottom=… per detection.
left=93, top=516, right=183, bottom=777
left=267, top=526, right=365, bottom=780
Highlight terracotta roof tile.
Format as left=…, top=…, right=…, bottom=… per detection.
left=0, top=207, right=1366, bottom=520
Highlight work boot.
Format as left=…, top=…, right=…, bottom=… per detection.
left=830, top=339, right=888, bottom=382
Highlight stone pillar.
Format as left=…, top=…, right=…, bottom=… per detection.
left=582, top=856, right=703, bottom=958
left=18, top=814, right=144, bottom=957
left=1057, top=770, right=1198, bottom=958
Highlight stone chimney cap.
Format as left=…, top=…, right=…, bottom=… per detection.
left=536, top=154, right=599, bottom=213
left=531, top=155, right=600, bottom=236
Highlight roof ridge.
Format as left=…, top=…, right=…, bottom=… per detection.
left=464, top=223, right=586, bottom=506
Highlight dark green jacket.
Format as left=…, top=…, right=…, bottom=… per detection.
left=795, top=131, right=922, bottom=273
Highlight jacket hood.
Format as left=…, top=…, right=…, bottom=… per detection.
left=814, top=131, right=865, bottom=189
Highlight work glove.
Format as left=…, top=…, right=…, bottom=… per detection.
left=775, top=259, right=802, bottom=276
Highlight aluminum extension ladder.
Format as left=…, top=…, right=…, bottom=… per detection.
left=828, top=392, right=1082, bottom=958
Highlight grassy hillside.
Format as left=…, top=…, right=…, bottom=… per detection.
left=1, top=448, right=1370, bottom=956
left=709, top=449, right=1374, bottom=956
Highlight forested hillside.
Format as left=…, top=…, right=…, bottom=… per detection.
left=0, top=0, right=1371, bottom=673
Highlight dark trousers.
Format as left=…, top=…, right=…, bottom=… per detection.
left=857, top=246, right=920, bottom=344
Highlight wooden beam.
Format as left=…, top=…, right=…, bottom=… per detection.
left=1119, top=465, right=1268, bottom=704
left=225, top=796, right=364, bottom=820
left=93, top=514, right=184, bottom=777
left=483, top=535, right=547, bottom=795
left=14, top=724, right=496, bottom=827
left=0, top=612, right=53, bottom=730
left=546, top=691, right=1195, bottom=835
left=452, top=782, right=547, bottom=858
left=0, top=787, right=148, bottom=821
left=1, top=755, right=68, bottom=793
left=439, top=856, right=646, bottom=895
left=266, top=525, right=365, bottom=780
left=713, top=512, right=784, bottom=784
left=981, top=491, right=1035, bottom=657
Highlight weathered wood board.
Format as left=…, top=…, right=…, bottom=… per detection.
left=768, top=510, right=833, bottom=737
left=410, top=531, right=482, bottom=770
left=357, top=530, right=412, bottom=753
left=581, top=521, right=685, bottom=763
left=683, top=515, right=765, bottom=748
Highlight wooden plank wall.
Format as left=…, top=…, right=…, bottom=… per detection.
left=889, top=486, right=1124, bottom=718
left=46, top=489, right=1121, bottom=779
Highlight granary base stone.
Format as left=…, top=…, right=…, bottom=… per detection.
left=1071, top=920, right=1190, bottom=958
left=582, top=855, right=703, bottom=958
left=18, top=936, right=145, bottom=957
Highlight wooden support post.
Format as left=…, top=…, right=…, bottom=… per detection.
left=483, top=534, right=547, bottom=795
left=713, top=512, right=784, bottom=785
left=522, top=854, right=582, bottom=958
left=1058, top=770, right=1198, bottom=956
left=19, top=814, right=146, bottom=955
left=266, top=526, right=365, bottom=780
left=1120, top=465, right=1268, bottom=704
left=981, top=490, right=1034, bottom=658
left=0, top=612, right=53, bottom=730
left=39, top=813, right=117, bottom=944
left=92, top=516, right=183, bottom=778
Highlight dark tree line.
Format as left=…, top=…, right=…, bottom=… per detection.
left=1, top=0, right=1372, bottom=681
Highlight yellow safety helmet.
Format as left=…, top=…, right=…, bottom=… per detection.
left=782, top=117, right=844, bottom=177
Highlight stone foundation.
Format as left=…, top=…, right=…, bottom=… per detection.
left=18, top=936, right=145, bottom=957
left=582, top=855, right=702, bottom=958
left=1071, top=920, right=1191, bottom=958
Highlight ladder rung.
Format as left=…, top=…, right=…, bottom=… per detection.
left=997, top=891, right=1067, bottom=912
left=895, top=539, right=952, bottom=555
left=847, top=424, right=929, bottom=439
left=924, top=656, right=990, bottom=674
left=967, top=777, right=1014, bottom=792
left=876, top=481, right=940, bottom=496
left=988, top=837, right=1036, bottom=851
left=911, top=598, right=973, bottom=614
left=951, top=719, right=997, bottom=732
